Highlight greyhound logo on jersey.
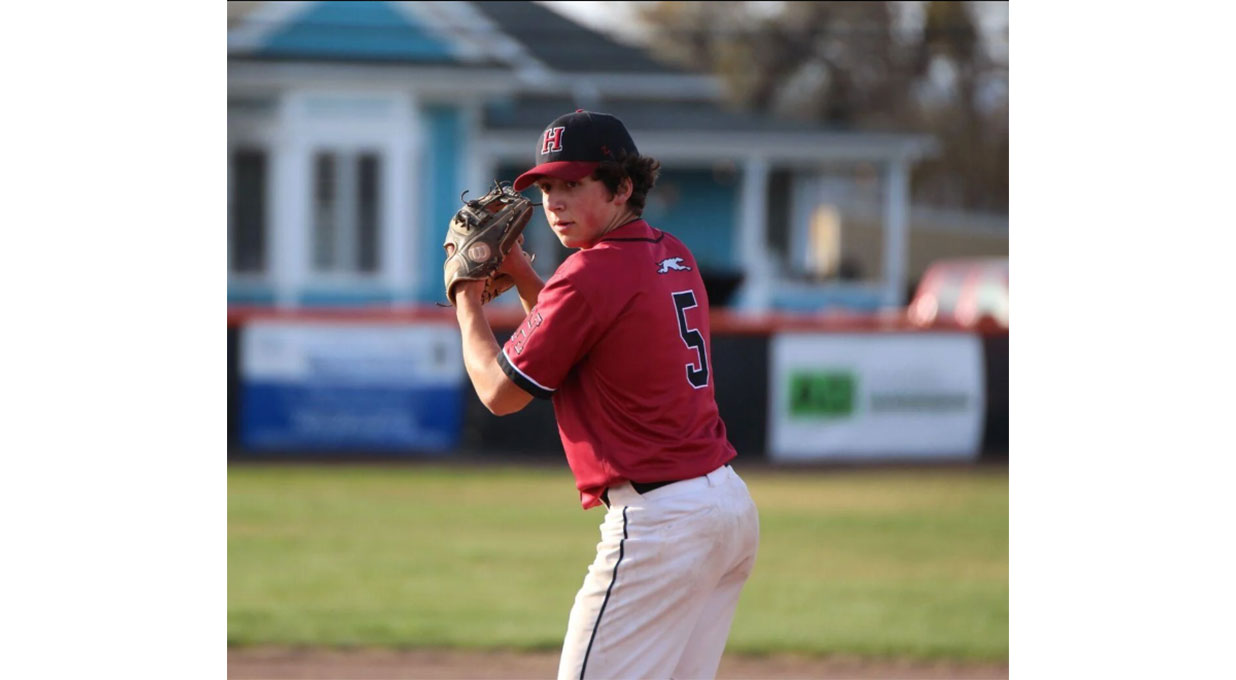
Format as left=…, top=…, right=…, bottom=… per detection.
left=657, top=257, right=692, bottom=274
left=541, top=126, right=565, bottom=154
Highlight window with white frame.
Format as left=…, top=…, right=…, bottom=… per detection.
left=312, top=150, right=382, bottom=274
left=229, top=148, right=267, bottom=273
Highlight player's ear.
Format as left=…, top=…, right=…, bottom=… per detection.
left=613, top=177, right=633, bottom=205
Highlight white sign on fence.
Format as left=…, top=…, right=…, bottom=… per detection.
left=768, top=333, right=986, bottom=461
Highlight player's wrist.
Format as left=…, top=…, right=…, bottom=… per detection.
left=510, top=264, right=542, bottom=287
left=453, top=281, right=486, bottom=309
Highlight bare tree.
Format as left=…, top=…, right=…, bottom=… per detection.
left=638, top=1, right=1008, bottom=213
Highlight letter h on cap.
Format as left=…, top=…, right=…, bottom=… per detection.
left=541, top=126, right=565, bottom=155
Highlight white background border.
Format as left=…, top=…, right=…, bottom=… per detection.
left=4, top=2, right=1235, bottom=678
left=5, top=2, right=223, bottom=678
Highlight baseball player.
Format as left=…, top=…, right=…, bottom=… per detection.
left=451, top=110, right=760, bottom=679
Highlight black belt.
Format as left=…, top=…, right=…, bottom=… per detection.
left=601, top=466, right=731, bottom=506
left=601, top=479, right=674, bottom=507
left=631, top=479, right=677, bottom=494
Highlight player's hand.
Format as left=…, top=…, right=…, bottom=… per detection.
left=497, top=234, right=536, bottom=280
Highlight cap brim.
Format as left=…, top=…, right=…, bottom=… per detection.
left=512, top=161, right=600, bottom=192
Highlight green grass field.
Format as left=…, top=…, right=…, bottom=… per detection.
left=228, top=464, right=1007, bottom=661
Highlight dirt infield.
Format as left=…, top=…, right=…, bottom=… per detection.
left=228, top=647, right=1009, bottom=679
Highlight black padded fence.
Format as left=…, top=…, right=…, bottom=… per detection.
left=227, top=324, right=1009, bottom=461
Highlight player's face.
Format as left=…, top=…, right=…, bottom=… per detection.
left=535, top=175, right=632, bottom=249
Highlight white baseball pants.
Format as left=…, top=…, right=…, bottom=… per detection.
left=557, top=464, right=760, bottom=680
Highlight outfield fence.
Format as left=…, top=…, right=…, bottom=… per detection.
left=227, top=306, right=1007, bottom=462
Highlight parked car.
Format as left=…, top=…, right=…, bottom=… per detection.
left=907, top=257, right=1008, bottom=330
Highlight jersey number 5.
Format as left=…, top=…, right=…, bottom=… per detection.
left=672, top=290, right=710, bottom=389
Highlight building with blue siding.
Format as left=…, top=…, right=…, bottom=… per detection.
left=227, top=1, right=942, bottom=313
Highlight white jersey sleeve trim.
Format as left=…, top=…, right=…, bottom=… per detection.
left=500, top=348, right=557, bottom=393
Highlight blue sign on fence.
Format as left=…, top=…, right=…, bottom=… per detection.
left=240, top=322, right=465, bottom=452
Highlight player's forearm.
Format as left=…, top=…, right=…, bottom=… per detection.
left=499, top=252, right=544, bottom=313
left=455, top=295, right=530, bottom=415
left=513, top=274, right=545, bottom=314
left=455, top=296, right=502, bottom=395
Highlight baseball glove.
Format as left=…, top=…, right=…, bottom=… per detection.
left=443, top=181, right=534, bottom=305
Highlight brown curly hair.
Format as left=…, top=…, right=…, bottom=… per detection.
left=592, top=152, right=661, bottom=216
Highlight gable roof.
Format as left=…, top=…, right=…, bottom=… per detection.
left=259, top=1, right=457, bottom=63
left=227, top=1, right=718, bottom=96
left=470, top=1, right=678, bottom=75
left=230, top=1, right=451, bottom=63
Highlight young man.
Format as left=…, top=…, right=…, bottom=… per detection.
left=453, top=110, right=759, bottom=680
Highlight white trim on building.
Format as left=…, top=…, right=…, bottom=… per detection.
left=227, top=1, right=315, bottom=52
left=228, top=61, right=524, bottom=99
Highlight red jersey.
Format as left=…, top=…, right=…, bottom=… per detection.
left=498, top=219, right=737, bottom=508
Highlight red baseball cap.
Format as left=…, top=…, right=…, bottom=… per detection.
left=513, top=110, right=638, bottom=192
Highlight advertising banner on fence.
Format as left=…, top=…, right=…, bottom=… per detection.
left=769, top=333, right=985, bottom=461
left=240, top=322, right=465, bottom=452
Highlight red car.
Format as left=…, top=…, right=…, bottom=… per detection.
left=907, top=257, right=1009, bottom=330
